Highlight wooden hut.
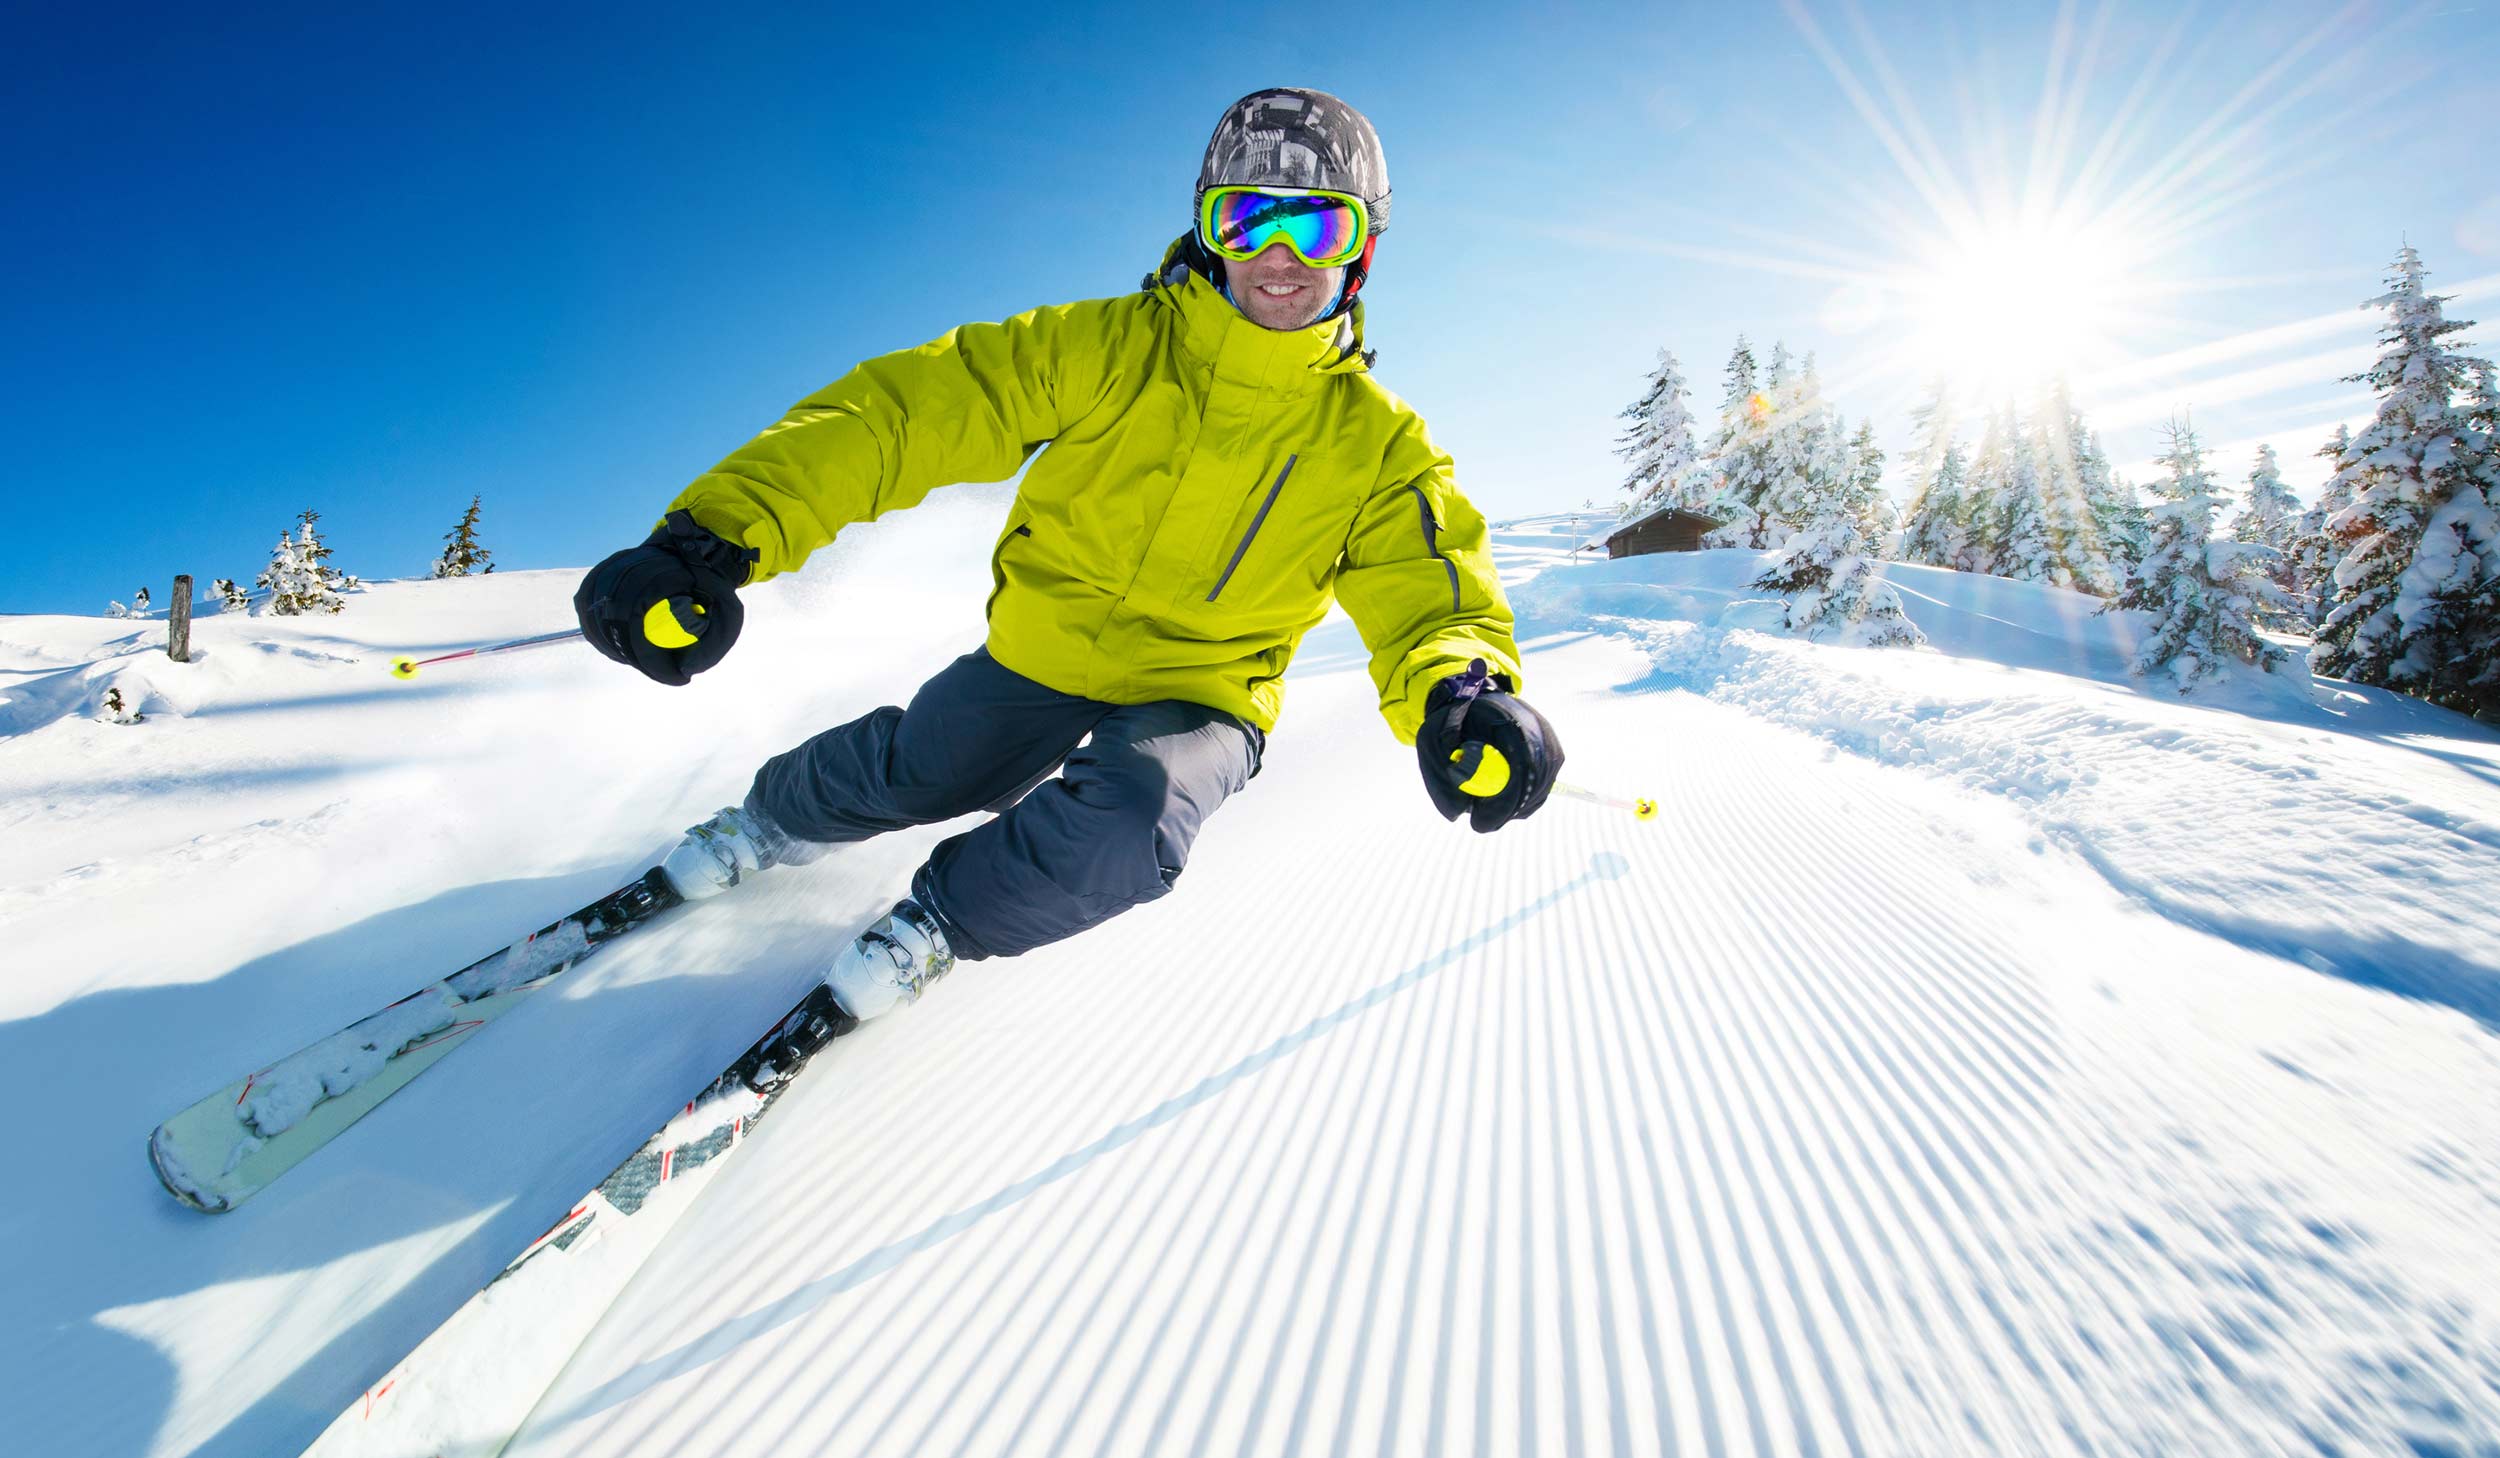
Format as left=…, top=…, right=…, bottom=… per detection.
left=1599, top=504, right=1723, bottom=559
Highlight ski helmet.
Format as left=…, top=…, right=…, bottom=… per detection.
left=1193, top=87, right=1389, bottom=321
left=1196, top=87, right=1392, bottom=236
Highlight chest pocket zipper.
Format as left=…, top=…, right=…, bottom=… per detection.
left=1206, top=455, right=1299, bottom=603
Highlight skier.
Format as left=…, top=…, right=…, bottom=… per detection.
left=574, top=88, right=1562, bottom=1026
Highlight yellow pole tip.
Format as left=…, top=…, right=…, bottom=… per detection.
left=390, top=657, right=418, bottom=680
left=1635, top=798, right=1658, bottom=821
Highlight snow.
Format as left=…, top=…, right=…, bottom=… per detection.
left=7, top=500, right=2500, bottom=1456
left=239, top=988, right=467, bottom=1137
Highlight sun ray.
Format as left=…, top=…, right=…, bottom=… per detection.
left=1781, top=0, right=1980, bottom=238
left=2094, top=346, right=2381, bottom=431
left=2098, top=2, right=2367, bottom=227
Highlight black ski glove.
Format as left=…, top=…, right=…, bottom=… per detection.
left=1415, top=659, right=1564, bottom=833
left=573, top=510, right=758, bottom=686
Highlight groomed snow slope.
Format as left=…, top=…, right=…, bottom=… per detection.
left=5, top=504, right=2499, bottom=1457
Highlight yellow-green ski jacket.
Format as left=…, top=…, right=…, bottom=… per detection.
left=666, top=241, right=1523, bottom=741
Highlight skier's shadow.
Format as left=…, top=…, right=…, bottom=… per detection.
left=0, top=860, right=859, bottom=1458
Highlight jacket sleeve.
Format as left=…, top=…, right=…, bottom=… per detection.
left=664, top=300, right=1109, bottom=582
left=1334, top=415, right=1526, bottom=744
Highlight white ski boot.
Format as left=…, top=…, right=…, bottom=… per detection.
left=825, top=897, right=956, bottom=1020
left=661, top=805, right=782, bottom=901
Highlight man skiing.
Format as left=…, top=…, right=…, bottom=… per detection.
left=574, top=88, right=1562, bottom=1027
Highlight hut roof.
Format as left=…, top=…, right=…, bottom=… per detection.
left=1602, top=502, right=1724, bottom=547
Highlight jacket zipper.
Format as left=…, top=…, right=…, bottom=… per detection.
left=1206, top=455, right=1298, bottom=602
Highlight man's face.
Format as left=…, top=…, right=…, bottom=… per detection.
left=1222, top=239, right=1347, bottom=331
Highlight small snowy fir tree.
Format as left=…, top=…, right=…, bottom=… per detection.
left=1753, top=439, right=1925, bottom=647
left=1843, top=419, right=1889, bottom=541
left=2034, top=382, right=2119, bottom=595
left=100, top=686, right=144, bottom=724
left=2108, top=419, right=2290, bottom=690
left=1898, top=391, right=1974, bottom=570
left=1957, top=409, right=2018, bottom=575
left=1701, top=339, right=1778, bottom=546
left=2229, top=444, right=2303, bottom=623
left=257, top=510, right=350, bottom=615
left=1613, top=350, right=1701, bottom=515
left=2231, top=444, right=2300, bottom=553
left=131, top=586, right=152, bottom=615
left=1894, top=382, right=1960, bottom=564
left=1992, top=427, right=2059, bottom=584
left=106, top=599, right=130, bottom=619
left=1718, top=347, right=1848, bottom=550
left=211, top=577, right=252, bottom=613
left=2313, top=246, right=2500, bottom=716
left=2289, top=426, right=2356, bottom=629
left=432, top=494, right=495, bottom=578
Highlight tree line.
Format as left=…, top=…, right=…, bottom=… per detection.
left=1611, top=244, right=2499, bottom=717
left=112, top=496, right=496, bottom=619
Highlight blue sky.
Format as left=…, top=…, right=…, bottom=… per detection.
left=7, top=0, right=2497, bottom=615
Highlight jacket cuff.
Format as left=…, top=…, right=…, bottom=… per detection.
left=1384, top=643, right=1525, bottom=745
left=648, top=509, right=762, bottom=587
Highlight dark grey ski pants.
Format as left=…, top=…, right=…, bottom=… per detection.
left=746, top=647, right=1264, bottom=961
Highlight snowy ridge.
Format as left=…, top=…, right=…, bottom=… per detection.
left=1509, top=533, right=2500, bottom=1027
left=5, top=503, right=2498, bottom=1456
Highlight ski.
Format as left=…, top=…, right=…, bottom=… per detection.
left=148, top=868, right=685, bottom=1213
left=303, top=982, right=858, bottom=1455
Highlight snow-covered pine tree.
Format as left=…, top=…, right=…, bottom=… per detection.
left=2110, top=418, right=2290, bottom=689
left=2227, top=443, right=2304, bottom=626
left=132, top=586, right=152, bottom=615
left=1899, top=439, right=1971, bottom=568
left=433, top=495, right=495, bottom=578
left=1701, top=338, right=1779, bottom=547
left=1992, top=424, right=2060, bottom=584
left=2083, top=431, right=2147, bottom=585
left=211, top=577, right=251, bottom=613
left=1844, top=419, right=1889, bottom=542
left=1753, top=427, right=1925, bottom=648
left=2288, top=426, right=2356, bottom=628
left=1894, top=382, right=1954, bottom=558
left=257, top=510, right=350, bottom=615
left=1719, top=349, right=1849, bottom=551
left=2231, top=444, right=2300, bottom=551
left=2035, top=383, right=2119, bottom=595
left=1957, top=409, right=2017, bottom=575
left=2313, top=246, right=2500, bottom=716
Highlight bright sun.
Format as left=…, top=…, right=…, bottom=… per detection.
left=1897, top=216, right=2140, bottom=408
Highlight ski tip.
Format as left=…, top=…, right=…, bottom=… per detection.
left=148, top=1126, right=233, bottom=1214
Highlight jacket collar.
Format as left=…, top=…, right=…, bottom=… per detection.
left=1147, top=234, right=1371, bottom=392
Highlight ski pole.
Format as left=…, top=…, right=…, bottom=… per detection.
left=390, top=628, right=585, bottom=680
left=1551, top=781, right=1659, bottom=821
left=1453, top=744, right=1657, bottom=822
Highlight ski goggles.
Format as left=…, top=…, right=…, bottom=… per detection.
left=1197, top=185, right=1371, bottom=268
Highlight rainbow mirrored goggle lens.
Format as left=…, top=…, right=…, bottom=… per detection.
left=1198, top=185, right=1370, bottom=268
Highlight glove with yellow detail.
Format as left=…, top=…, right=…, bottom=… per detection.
left=573, top=511, right=757, bottom=686
left=1416, top=659, right=1563, bottom=833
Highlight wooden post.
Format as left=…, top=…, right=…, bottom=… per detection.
left=168, top=575, right=193, bottom=663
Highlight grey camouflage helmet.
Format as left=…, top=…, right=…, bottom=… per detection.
left=1196, top=87, right=1391, bottom=236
